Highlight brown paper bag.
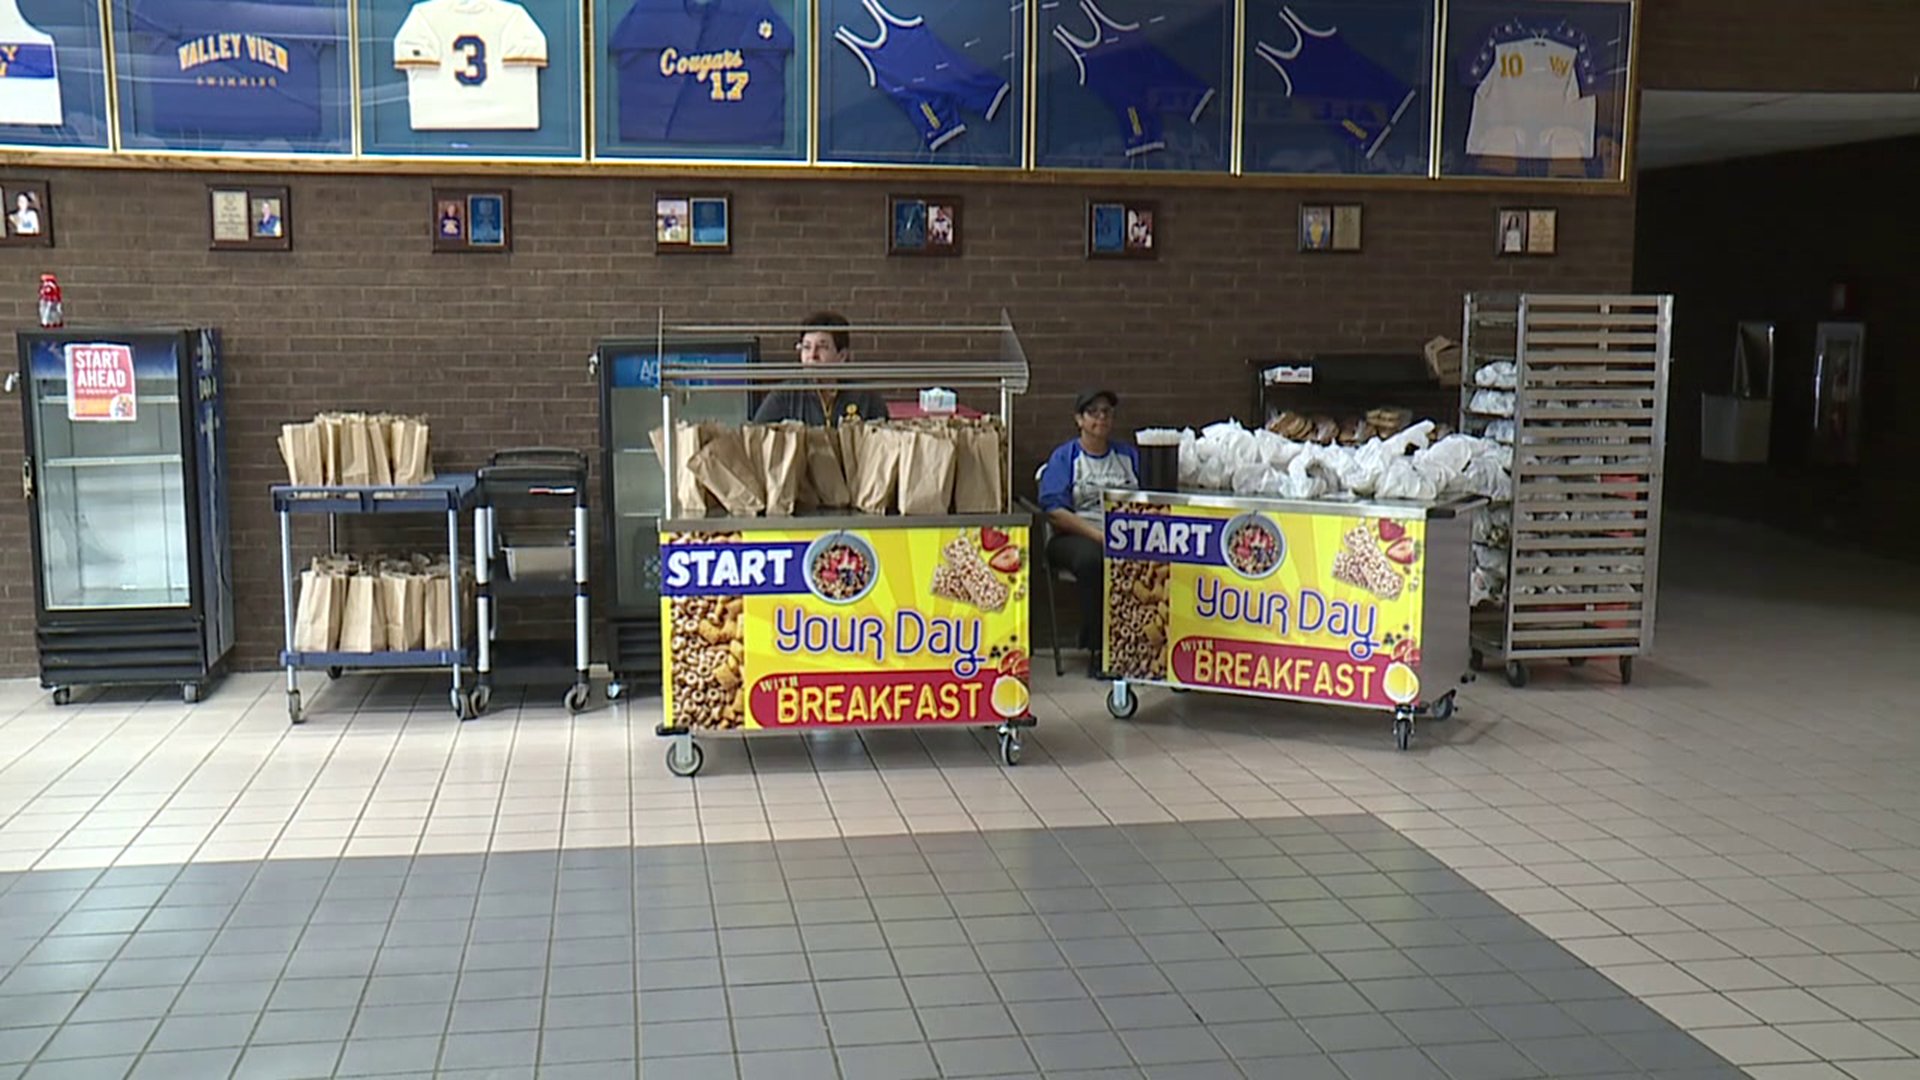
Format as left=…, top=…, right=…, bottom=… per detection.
left=335, top=413, right=377, bottom=487
left=851, top=423, right=906, bottom=515
left=388, top=416, right=434, bottom=485
left=380, top=570, right=427, bottom=652
left=687, top=427, right=766, bottom=516
left=648, top=422, right=713, bottom=516
left=898, top=427, right=959, bottom=515
left=337, top=573, right=388, bottom=653
left=953, top=419, right=1005, bottom=513
left=292, top=563, right=347, bottom=652
left=366, top=415, right=393, bottom=486
left=757, top=422, right=806, bottom=517
left=424, top=562, right=474, bottom=651
left=317, top=413, right=343, bottom=485
left=804, top=426, right=852, bottom=509
left=278, top=422, right=326, bottom=486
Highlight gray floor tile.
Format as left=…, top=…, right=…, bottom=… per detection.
left=929, top=1036, right=1035, bottom=1077
left=638, top=1019, right=733, bottom=1058
left=1603, top=1029, right=1733, bottom=1072
left=334, top=1036, right=441, bottom=1077
left=548, top=991, right=640, bottom=1029
left=20, top=1056, right=136, bottom=1080
left=731, top=1013, right=828, bottom=1053
left=1118, top=1024, right=1228, bottom=1065
left=1184, top=988, right=1285, bottom=1024
left=633, top=958, right=721, bottom=991
left=1330, top=1046, right=1449, bottom=1080
left=905, top=973, right=998, bottom=1008
left=37, top=1019, right=160, bottom=1061
left=350, top=1001, right=448, bottom=1040
left=725, top=981, right=818, bottom=1019
left=231, top=1041, right=345, bottom=1080
left=1438, top=973, right=1544, bottom=1007
left=543, top=1062, right=637, bottom=1080
left=1300, top=1012, right=1410, bottom=1054
left=146, top=1011, right=258, bottom=1053
left=1270, top=982, right=1373, bottom=1018
left=736, top=1048, right=839, bottom=1080
left=1140, top=1063, right=1240, bottom=1080
left=835, top=1042, right=939, bottom=1080
left=721, top=953, right=809, bottom=986
left=440, top=1029, right=540, bottom=1071
left=639, top=987, right=726, bottom=1024
left=255, top=1005, right=355, bottom=1044
left=93, top=956, right=196, bottom=990
left=637, top=1053, right=738, bottom=1080
left=1476, top=1002, right=1588, bottom=1042
left=825, top=1008, right=919, bottom=1046
left=1097, top=993, right=1194, bottom=1032
left=0, top=1028, right=53, bottom=1066
left=1012, top=998, right=1109, bottom=1036
left=0, top=992, right=81, bottom=1029
left=365, top=972, right=459, bottom=1006
left=541, top=1023, right=638, bottom=1064
left=995, top=967, right=1093, bottom=1002
left=266, top=977, right=366, bottom=1012
left=0, top=962, right=107, bottom=995
left=1353, top=976, right=1460, bottom=1012
left=1426, top=1040, right=1548, bottom=1080
left=799, top=923, right=883, bottom=953
left=127, top=1047, right=244, bottom=1079
left=548, top=962, right=634, bottom=996
left=1245, top=953, right=1341, bottom=986
left=1388, top=1006, right=1503, bottom=1046
left=1513, top=1035, right=1637, bottom=1077
left=1161, top=959, right=1259, bottom=994
left=916, top=1003, right=1015, bottom=1041
left=449, top=995, right=543, bottom=1033
left=1212, top=1018, right=1317, bottom=1059
left=820, top=977, right=910, bottom=1013
left=1562, top=996, right=1674, bottom=1035
left=1028, top=1031, right=1134, bottom=1072
left=1327, top=949, right=1425, bottom=982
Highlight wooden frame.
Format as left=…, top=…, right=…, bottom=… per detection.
left=431, top=188, right=513, bottom=254
left=1299, top=203, right=1364, bottom=253
left=887, top=195, right=963, bottom=257
left=0, top=179, right=52, bottom=247
left=1087, top=199, right=1158, bottom=260
left=1496, top=206, right=1558, bottom=257
left=208, top=184, right=289, bottom=251
left=657, top=192, right=731, bottom=254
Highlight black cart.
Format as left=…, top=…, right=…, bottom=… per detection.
left=472, top=448, right=592, bottom=715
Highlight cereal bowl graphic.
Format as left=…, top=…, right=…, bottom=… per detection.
left=803, top=531, right=878, bottom=605
left=989, top=675, right=1030, bottom=719
left=1221, top=512, right=1285, bottom=579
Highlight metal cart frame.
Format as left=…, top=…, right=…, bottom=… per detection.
left=272, top=476, right=477, bottom=724
left=1460, top=293, right=1673, bottom=687
left=650, top=310, right=1033, bottom=777
left=472, top=448, right=593, bottom=716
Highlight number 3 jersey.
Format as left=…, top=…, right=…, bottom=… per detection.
left=395, top=0, right=548, bottom=131
left=609, top=0, right=793, bottom=145
left=1463, top=17, right=1599, bottom=160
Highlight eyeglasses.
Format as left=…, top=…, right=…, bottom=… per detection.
left=1082, top=406, right=1114, bottom=418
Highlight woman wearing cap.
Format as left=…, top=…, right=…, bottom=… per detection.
left=1038, top=390, right=1139, bottom=677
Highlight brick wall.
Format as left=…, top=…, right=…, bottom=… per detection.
left=1639, top=0, right=1920, bottom=92
left=0, top=169, right=1634, bottom=675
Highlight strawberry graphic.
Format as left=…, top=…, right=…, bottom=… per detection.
left=980, top=526, right=1010, bottom=552
left=1378, top=518, right=1406, bottom=543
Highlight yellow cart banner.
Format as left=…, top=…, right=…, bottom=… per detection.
left=1104, top=501, right=1428, bottom=708
left=661, top=523, right=1031, bottom=731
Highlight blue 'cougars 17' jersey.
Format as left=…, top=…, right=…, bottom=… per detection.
left=609, top=0, right=793, bottom=144
left=126, top=0, right=340, bottom=137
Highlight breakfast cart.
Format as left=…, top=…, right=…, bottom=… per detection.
left=1100, top=489, right=1484, bottom=751
left=651, top=313, right=1036, bottom=777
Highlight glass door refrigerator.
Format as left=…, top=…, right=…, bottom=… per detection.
left=17, top=327, right=235, bottom=704
left=594, top=333, right=757, bottom=699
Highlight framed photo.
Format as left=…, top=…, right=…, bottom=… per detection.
left=658, top=193, right=731, bottom=253
left=1497, top=207, right=1557, bottom=257
left=1301, top=203, right=1364, bottom=253
left=432, top=188, right=513, bottom=254
left=1088, top=200, right=1158, bottom=260
left=0, top=180, right=53, bottom=247
left=208, top=185, right=289, bottom=251
left=888, top=196, right=963, bottom=257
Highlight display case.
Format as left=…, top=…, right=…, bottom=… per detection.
left=592, top=332, right=758, bottom=698
left=17, top=327, right=235, bottom=703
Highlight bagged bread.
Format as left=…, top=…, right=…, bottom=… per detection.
left=757, top=422, right=806, bottom=517
left=278, top=421, right=326, bottom=486
left=804, top=426, right=852, bottom=509
left=951, top=418, right=1004, bottom=513
left=292, top=557, right=349, bottom=651
left=648, top=421, right=714, bottom=516
left=389, top=415, right=434, bottom=485
left=687, top=426, right=766, bottom=516
left=337, top=573, right=388, bottom=652
left=849, top=422, right=906, bottom=515
left=380, top=569, right=428, bottom=652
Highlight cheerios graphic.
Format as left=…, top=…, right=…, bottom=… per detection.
left=668, top=531, right=748, bottom=729
left=1107, top=503, right=1171, bottom=679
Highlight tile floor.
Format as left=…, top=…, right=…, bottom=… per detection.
left=0, top=514, right=1916, bottom=1079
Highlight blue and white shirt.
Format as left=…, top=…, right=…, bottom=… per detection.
left=609, top=0, right=792, bottom=144
left=1040, top=438, right=1140, bottom=527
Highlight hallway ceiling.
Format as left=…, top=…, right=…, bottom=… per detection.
left=1635, top=90, right=1920, bottom=170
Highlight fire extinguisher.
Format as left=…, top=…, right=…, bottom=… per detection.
left=38, top=273, right=63, bottom=328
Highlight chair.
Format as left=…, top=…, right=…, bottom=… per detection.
left=1020, top=463, right=1081, bottom=677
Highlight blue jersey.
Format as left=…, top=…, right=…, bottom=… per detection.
left=1253, top=8, right=1418, bottom=159
left=1052, top=0, right=1214, bottom=157
left=127, top=0, right=340, bottom=138
left=609, top=0, right=793, bottom=144
left=833, top=0, right=1009, bottom=152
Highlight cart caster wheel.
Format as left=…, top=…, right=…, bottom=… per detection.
left=181, top=683, right=202, bottom=705
left=1105, top=683, right=1138, bottom=720
left=327, top=666, right=342, bottom=680
left=1505, top=661, right=1529, bottom=688
left=50, top=687, right=71, bottom=707
left=288, top=690, right=303, bottom=725
left=1395, top=717, right=1414, bottom=751
left=451, top=688, right=476, bottom=720
left=1567, top=657, right=1587, bottom=668
left=998, top=730, right=1022, bottom=767
left=470, top=685, right=492, bottom=716
left=1427, top=692, right=1456, bottom=722
left=606, top=682, right=625, bottom=702
left=1469, top=649, right=1486, bottom=673
left=1619, top=657, right=1634, bottom=685
left=564, top=684, right=591, bottom=714
left=665, top=741, right=704, bottom=778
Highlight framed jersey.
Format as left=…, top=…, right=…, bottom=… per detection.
left=594, top=0, right=806, bottom=161
left=0, top=0, right=111, bottom=150
left=1241, top=0, right=1433, bottom=178
left=818, top=0, right=1021, bottom=168
left=1439, top=0, right=1632, bottom=181
left=111, top=0, right=353, bottom=154
left=1035, top=0, right=1233, bottom=173
left=358, top=0, right=583, bottom=158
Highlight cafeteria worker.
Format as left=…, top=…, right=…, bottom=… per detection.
left=751, top=311, right=890, bottom=426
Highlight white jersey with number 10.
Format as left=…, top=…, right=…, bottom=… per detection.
left=395, top=0, right=548, bottom=131
left=1466, top=36, right=1594, bottom=160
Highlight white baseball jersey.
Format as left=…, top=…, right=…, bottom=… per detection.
left=394, top=0, right=547, bottom=131
left=0, top=0, right=63, bottom=127
left=1465, top=35, right=1594, bottom=160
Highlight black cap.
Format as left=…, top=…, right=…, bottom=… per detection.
left=1075, top=388, right=1119, bottom=414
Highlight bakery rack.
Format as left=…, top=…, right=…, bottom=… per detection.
left=1459, top=293, right=1673, bottom=687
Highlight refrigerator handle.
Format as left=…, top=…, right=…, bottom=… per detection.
left=20, top=456, right=32, bottom=500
